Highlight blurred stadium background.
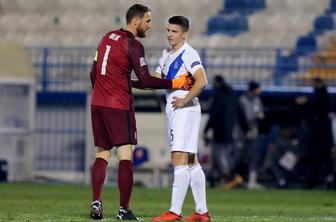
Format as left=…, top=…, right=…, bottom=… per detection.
left=0, top=0, right=336, bottom=188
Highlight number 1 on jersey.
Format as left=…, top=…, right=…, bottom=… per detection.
left=101, top=45, right=111, bottom=75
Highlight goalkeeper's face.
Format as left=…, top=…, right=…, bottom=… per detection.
left=166, top=24, right=187, bottom=47
left=136, top=12, right=152, bottom=38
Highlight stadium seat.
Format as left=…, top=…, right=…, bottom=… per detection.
left=295, top=35, right=317, bottom=56
left=249, top=0, right=266, bottom=12
left=207, top=16, right=223, bottom=35
left=276, top=53, right=299, bottom=79
left=207, top=15, right=248, bottom=36
left=313, top=15, right=334, bottom=35
left=221, top=0, right=265, bottom=15
left=330, top=0, right=336, bottom=12
left=222, top=0, right=245, bottom=14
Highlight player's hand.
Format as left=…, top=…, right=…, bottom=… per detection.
left=295, top=95, right=307, bottom=105
left=171, top=96, right=189, bottom=110
left=182, top=74, right=195, bottom=91
left=171, top=73, right=195, bottom=90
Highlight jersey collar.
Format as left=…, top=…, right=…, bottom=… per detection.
left=120, top=28, right=135, bottom=38
left=170, top=42, right=188, bottom=55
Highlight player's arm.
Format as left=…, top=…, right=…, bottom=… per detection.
left=131, top=72, right=162, bottom=89
left=89, top=51, right=98, bottom=88
left=171, top=68, right=207, bottom=109
left=129, top=41, right=187, bottom=89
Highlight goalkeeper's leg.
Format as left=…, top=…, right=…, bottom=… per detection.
left=91, top=148, right=111, bottom=219
left=116, top=144, right=138, bottom=220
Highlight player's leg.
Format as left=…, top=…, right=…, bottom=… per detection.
left=107, top=108, right=138, bottom=220
left=116, top=144, right=138, bottom=220
left=152, top=108, right=191, bottom=221
left=182, top=155, right=210, bottom=222
left=166, top=109, right=192, bottom=216
left=92, top=147, right=111, bottom=201
left=170, top=152, right=191, bottom=215
left=90, top=147, right=111, bottom=219
left=90, top=106, right=112, bottom=219
left=154, top=104, right=206, bottom=221
left=182, top=108, right=210, bottom=221
left=117, top=144, right=133, bottom=211
left=169, top=108, right=199, bottom=216
left=152, top=151, right=188, bottom=221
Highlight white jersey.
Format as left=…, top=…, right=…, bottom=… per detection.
left=156, top=42, right=204, bottom=153
left=155, top=42, right=204, bottom=105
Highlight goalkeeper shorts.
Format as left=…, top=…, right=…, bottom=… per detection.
left=91, top=105, right=137, bottom=149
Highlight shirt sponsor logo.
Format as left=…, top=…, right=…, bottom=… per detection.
left=191, top=61, right=200, bottom=68
left=140, top=57, right=147, bottom=67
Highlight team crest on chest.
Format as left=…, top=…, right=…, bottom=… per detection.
left=173, top=61, right=179, bottom=70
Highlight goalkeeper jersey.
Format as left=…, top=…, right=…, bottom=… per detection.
left=90, top=28, right=172, bottom=110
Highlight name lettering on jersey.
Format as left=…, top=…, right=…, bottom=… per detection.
left=140, top=57, right=147, bottom=67
left=191, top=61, right=201, bottom=68
left=109, top=33, right=121, bottom=41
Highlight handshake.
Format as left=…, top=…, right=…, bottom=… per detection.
left=172, top=73, right=195, bottom=91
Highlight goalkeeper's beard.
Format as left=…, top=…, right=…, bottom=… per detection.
left=137, top=27, right=147, bottom=38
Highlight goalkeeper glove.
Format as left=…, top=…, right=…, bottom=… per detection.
left=171, top=73, right=195, bottom=90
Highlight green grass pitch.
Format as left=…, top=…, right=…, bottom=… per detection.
left=0, top=183, right=335, bottom=221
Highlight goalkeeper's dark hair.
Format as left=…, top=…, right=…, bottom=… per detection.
left=126, top=4, right=151, bottom=24
left=168, top=16, right=189, bottom=32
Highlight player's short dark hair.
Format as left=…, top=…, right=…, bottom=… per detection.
left=168, top=16, right=189, bottom=32
left=214, top=75, right=225, bottom=88
left=248, top=81, right=260, bottom=91
left=126, top=4, right=151, bottom=24
left=312, top=77, right=323, bottom=85
left=214, top=75, right=225, bottom=84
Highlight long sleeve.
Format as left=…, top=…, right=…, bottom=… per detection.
left=128, top=40, right=173, bottom=89
left=131, top=80, right=146, bottom=89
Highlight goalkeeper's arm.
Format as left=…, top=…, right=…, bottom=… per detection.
left=131, top=72, right=162, bottom=89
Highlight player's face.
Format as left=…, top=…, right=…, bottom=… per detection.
left=252, top=88, right=261, bottom=96
left=137, top=12, right=152, bottom=38
left=166, top=24, right=187, bottom=47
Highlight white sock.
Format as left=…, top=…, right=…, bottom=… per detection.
left=169, top=165, right=190, bottom=215
left=248, top=170, right=257, bottom=184
left=189, top=164, right=208, bottom=214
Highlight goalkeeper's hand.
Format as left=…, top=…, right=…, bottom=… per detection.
left=171, top=73, right=195, bottom=90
